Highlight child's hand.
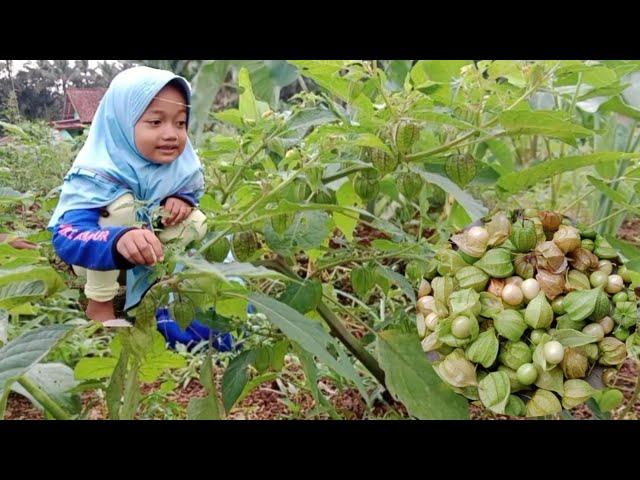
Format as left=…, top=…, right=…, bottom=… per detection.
left=116, top=228, right=164, bottom=266
left=162, top=197, right=193, bottom=227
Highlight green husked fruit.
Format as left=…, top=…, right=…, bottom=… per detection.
left=474, top=248, right=514, bottom=278
left=455, top=266, right=489, bottom=292
left=594, top=236, right=619, bottom=260
left=398, top=172, right=423, bottom=200
left=445, top=153, right=477, bottom=188
left=353, top=170, right=380, bottom=201
left=494, top=309, right=527, bottom=342
left=368, top=147, right=398, bottom=175
left=394, top=121, right=421, bottom=154
left=590, top=288, right=612, bottom=321
left=510, top=219, right=537, bottom=253
left=204, top=236, right=231, bottom=262
left=314, top=188, right=336, bottom=205
left=172, top=300, right=196, bottom=330
left=232, top=230, right=259, bottom=262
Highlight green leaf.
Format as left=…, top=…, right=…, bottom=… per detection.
left=190, top=60, right=230, bottom=143
left=11, top=363, right=81, bottom=415
left=333, top=180, right=360, bottom=241
left=374, top=267, right=416, bottom=303
left=0, top=324, right=74, bottom=415
left=285, top=108, right=338, bottom=134
left=222, top=350, right=255, bottom=412
left=563, top=289, right=600, bottom=321
left=499, top=110, right=593, bottom=145
left=600, top=96, right=640, bottom=120
left=586, top=176, right=640, bottom=215
left=264, top=210, right=332, bottom=257
left=409, top=167, right=488, bottom=222
left=246, top=293, right=367, bottom=398
left=294, top=345, right=339, bottom=418
left=552, top=329, right=599, bottom=347
left=238, top=67, right=259, bottom=122
left=603, top=235, right=640, bottom=265
left=486, top=139, right=515, bottom=174
left=74, top=357, right=119, bottom=380
left=213, top=109, right=244, bottom=128
left=189, top=352, right=222, bottom=420
left=0, top=280, right=46, bottom=309
left=279, top=279, right=323, bottom=314
left=496, top=152, right=637, bottom=193
left=376, top=330, right=469, bottom=419
left=235, top=60, right=299, bottom=108
left=478, top=371, right=511, bottom=414
left=534, top=366, right=564, bottom=396
left=351, top=133, right=393, bottom=156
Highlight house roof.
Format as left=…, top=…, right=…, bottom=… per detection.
left=66, top=88, right=107, bottom=123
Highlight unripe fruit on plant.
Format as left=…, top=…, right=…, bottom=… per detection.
left=204, top=236, right=231, bottom=262
left=445, top=153, right=477, bottom=188
left=543, top=340, right=565, bottom=364
left=502, top=284, right=524, bottom=306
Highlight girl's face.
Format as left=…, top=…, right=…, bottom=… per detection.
left=134, top=84, right=188, bottom=164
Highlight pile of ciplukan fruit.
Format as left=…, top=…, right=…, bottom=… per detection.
left=414, top=210, right=640, bottom=417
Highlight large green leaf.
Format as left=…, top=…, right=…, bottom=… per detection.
left=376, top=330, right=469, bottom=419
left=279, top=279, right=323, bottom=314
left=0, top=324, right=74, bottom=415
left=0, top=280, right=46, bottom=309
left=246, top=293, right=368, bottom=398
left=188, top=352, right=222, bottom=420
left=0, top=265, right=66, bottom=296
left=496, top=152, right=638, bottom=193
left=604, top=235, right=640, bottom=260
left=586, top=175, right=640, bottom=215
left=264, top=210, right=332, bottom=257
left=11, top=363, right=81, bottom=415
left=238, top=67, right=259, bottom=122
left=499, top=110, right=593, bottom=145
left=600, top=96, right=640, bottom=121
left=234, top=60, right=299, bottom=108
left=375, top=266, right=416, bottom=303
left=410, top=166, right=488, bottom=222
left=189, top=60, right=230, bottom=144
left=0, top=243, right=42, bottom=267
left=221, top=350, right=255, bottom=412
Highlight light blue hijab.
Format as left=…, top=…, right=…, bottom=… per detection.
left=48, top=66, right=205, bottom=310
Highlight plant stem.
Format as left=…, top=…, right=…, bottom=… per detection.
left=16, top=376, right=71, bottom=420
left=259, top=258, right=388, bottom=390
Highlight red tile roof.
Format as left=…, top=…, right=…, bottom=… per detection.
left=66, top=88, right=107, bottom=123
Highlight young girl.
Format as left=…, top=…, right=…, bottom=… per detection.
left=48, top=66, right=207, bottom=324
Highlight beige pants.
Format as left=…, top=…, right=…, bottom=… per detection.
left=74, top=193, right=207, bottom=302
